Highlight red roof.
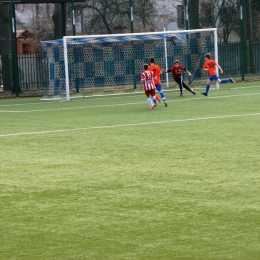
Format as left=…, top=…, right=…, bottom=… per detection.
left=16, top=30, right=35, bottom=39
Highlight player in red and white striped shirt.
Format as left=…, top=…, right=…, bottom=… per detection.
left=141, top=64, right=157, bottom=110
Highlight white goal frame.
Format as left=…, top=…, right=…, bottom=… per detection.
left=63, top=28, right=218, bottom=101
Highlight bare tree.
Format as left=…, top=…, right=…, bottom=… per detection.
left=251, top=0, right=260, bottom=40
left=15, top=4, right=55, bottom=40
left=218, top=0, right=239, bottom=43
left=152, top=0, right=180, bottom=31
left=3, top=0, right=155, bottom=42
left=134, top=0, right=156, bottom=32
left=71, top=0, right=156, bottom=34
left=197, top=0, right=239, bottom=43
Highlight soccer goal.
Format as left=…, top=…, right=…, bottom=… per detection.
left=40, top=28, right=218, bottom=101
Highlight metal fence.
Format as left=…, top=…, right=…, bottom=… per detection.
left=248, top=41, right=260, bottom=74
left=18, top=53, right=49, bottom=90
left=219, top=42, right=241, bottom=75
left=218, top=41, right=260, bottom=76
left=0, top=41, right=260, bottom=93
left=0, top=52, right=48, bottom=91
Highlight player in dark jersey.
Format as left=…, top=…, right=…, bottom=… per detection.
left=166, top=60, right=195, bottom=97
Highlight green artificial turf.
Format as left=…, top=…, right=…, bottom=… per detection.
left=1, top=81, right=260, bottom=259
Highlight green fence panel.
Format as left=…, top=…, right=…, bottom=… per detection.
left=1, top=41, right=260, bottom=94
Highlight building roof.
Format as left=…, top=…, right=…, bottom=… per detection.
left=16, top=30, right=35, bottom=39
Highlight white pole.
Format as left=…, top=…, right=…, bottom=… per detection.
left=213, top=28, right=219, bottom=90
left=164, top=28, right=169, bottom=88
left=63, top=37, right=70, bottom=101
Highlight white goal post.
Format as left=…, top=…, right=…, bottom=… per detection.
left=41, top=28, right=218, bottom=101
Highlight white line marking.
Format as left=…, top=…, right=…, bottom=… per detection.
left=0, top=102, right=140, bottom=112
left=1, top=92, right=260, bottom=113
left=0, top=112, right=260, bottom=137
left=0, top=85, right=259, bottom=108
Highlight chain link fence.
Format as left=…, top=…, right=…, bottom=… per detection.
left=0, top=41, right=260, bottom=97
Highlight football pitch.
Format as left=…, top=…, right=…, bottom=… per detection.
left=1, top=81, right=260, bottom=259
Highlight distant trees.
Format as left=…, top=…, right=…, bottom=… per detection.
left=251, top=0, right=260, bottom=40
left=198, top=0, right=260, bottom=42
left=1, top=0, right=260, bottom=44
left=75, top=0, right=132, bottom=34
left=218, top=0, right=240, bottom=43
left=0, top=0, right=156, bottom=41
left=200, top=0, right=240, bottom=43
left=73, top=0, right=156, bottom=34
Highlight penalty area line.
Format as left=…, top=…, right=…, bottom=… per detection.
left=0, top=112, right=260, bottom=137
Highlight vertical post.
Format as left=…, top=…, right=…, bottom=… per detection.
left=142, top=0, right=145, bottom=29
left=63, top=37, right=70, bottom=101
left=80, top=8, right=84, bottom=33
left=246, top=40, right=251, bottom=74
left=240, top=0, right=245, bottom=81
left=212, top=0, right=225, bottom=28
left=213, top=28, right=220, bottom=90
left=129, top=0, right=136, bottom=89
left=61, top=2, right=66, bottom=36
left=163, top=28, right=169, bottom=88
left=211, top=0, right=225, bottom=90
left=71, top=0, right=76, bottom=35
left=10, top=0, right=20, bottom=97
left=184, top=0, right=188, bottom=30
left=184, top=0, right=192, bottom=74
left=130, top=0, right=134, bottom=33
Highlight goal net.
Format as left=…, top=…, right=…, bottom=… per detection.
left=40, top=28, right=218, bottom=101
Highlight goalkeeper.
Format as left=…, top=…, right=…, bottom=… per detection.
left=166, top=60, right=195, bottom=97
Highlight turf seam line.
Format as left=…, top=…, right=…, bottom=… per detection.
left=1, top=92, right=260, bottom=113
left=0, top=112, right=260, bottom=137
